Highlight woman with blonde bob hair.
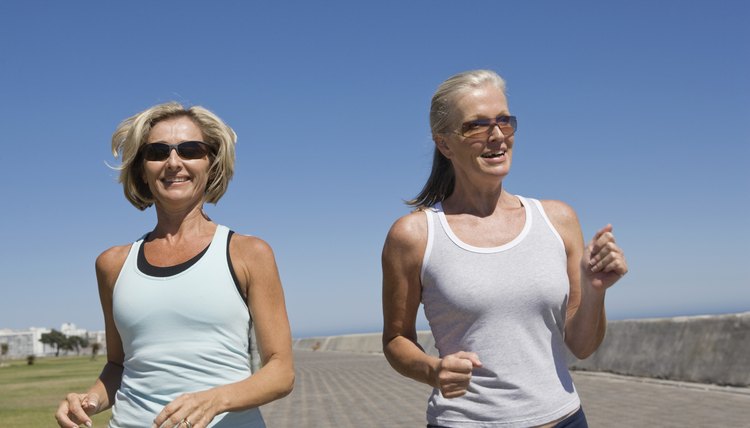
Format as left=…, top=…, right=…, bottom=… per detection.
left=56, top=102, right=294, bottom=428
left=114, top=102, right=236, bottom=211
left=382, top=70, right=628, bottom=427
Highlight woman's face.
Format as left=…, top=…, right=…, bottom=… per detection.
left=142, top=116, right=211, bottom=210
left=437, top=84, right=514, bottom=186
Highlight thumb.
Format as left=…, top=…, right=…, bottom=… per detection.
left=457, top=351, right=483, bottom=368
left=592, top=224, right=613, bottom=241
left=83, top=393, right=100, bottom=414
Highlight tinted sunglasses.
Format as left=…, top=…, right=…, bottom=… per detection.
left=141, top=141, right=211, bottom=161
left=458, top=115, right=517, bottom=139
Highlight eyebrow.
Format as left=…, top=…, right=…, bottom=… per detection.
left=463, top=114, right=510, bottom=123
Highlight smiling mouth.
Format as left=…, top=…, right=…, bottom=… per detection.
left=162, top=177, right=190, bottom=184
left=481, top=150, right=506, bottom=159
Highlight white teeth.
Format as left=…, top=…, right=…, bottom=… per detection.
left=481, top=151, right=505, bottom=158
left=164, top=177, right=189, bottom=183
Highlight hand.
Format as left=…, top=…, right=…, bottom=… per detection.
left=55, top=392, right=99, bottom=428
left=152, top=390, right=219, bottom=428
left=435, top=351, right=482, bottom=398
left=583, top=224, right=628, bottom=291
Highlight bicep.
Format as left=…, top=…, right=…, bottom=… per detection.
left=236, top=238, right=292, bottom=362
left=382, top=215, right=426, bottom=345
left=95, top=248, right=127, bottom=365
left=541, top=201, right=585, bottom=322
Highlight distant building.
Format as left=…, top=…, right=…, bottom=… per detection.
left=0, top=327, right=55, bottom=358
left=61, top=322, right=87, bottom=337
left=0, top=324, right=106, bottom=358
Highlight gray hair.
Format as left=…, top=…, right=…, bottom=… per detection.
left=409, top=70, right=507, bottom=208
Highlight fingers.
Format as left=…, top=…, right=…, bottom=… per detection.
left=55, top=393, right=93, bottom=428
left=590, top=250, right=628, bottom=275
left=583, top=225, right=628, bottom=291
left=81, top=393, right=100, bottom=414
left=587, top=226, right=626, bottom=274
left=153, top=393, right=212, bottom=428
left=437, top=352, right=481, bottom=398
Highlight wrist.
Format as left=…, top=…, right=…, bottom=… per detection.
left=204, top=387, right=229, bottom=416
left=428, top=358, right=442, bottom=389
left=581, top=279, right=607, bottom=300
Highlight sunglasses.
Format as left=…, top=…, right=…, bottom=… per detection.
left=458, top=115, right=517, bottom=139
left=140, top=141, right=211, bottom=161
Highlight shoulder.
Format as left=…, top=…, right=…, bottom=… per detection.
left=96, top=244, right=130, bottom=272
left=383, top=210, right=430, bottom=265
left=229, top=233, right=276, bottom=263
left=539, top=199, right=583, bottom=249
left=539, top=199, right=580, bottom=229
left=385, top=210, right=428, bottom=248
left=95, top=244, right=131, bottom=289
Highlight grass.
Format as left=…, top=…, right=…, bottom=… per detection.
left=0, top=356, right=112, bottom=427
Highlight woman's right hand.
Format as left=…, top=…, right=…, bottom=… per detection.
left=435, top=351, right=482, bottom=398
left=55, top=392, right=100, bottom=428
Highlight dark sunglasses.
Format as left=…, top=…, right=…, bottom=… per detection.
left=141, top=141, right=211, bottom=161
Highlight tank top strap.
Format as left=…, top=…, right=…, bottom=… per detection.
left=420, top=207, right=438, bottom=283
left=526, top=197, right=565, bottom=250
left=206, top=224, right=230, bottom=258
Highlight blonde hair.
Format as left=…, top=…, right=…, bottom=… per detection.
left=409, top=70, right=507, bottom=208
left=111, top=102, right=237, bottom=210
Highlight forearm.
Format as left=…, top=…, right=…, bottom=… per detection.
left=565, top=286, right=607, bottom=359
left=87, top=361, right=123, bottom=412
left=210, top=353, right=294, bottom=413
left=384, top=335, right=440, bottom=388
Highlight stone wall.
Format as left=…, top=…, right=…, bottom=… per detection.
left=293, top=312, right=750, bottom=387
left=566, top=312, right=750, bottom=386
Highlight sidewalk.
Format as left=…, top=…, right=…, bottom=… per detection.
left=261, top=350, right=750, bottom=427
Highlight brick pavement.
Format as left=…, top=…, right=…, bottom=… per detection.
left=260, top=350, right=750, bottom=427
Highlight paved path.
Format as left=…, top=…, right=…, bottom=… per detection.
left=261, top=350, right=750, bottom=427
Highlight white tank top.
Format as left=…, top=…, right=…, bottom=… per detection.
left=110, top=225, right=265, bottom=427
left=421, top=196, right=580, bottom=427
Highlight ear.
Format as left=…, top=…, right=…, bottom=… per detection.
left=434, top=135, right=453, bottom=159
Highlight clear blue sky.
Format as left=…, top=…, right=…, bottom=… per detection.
left=1, top=1, right=747, bottom=337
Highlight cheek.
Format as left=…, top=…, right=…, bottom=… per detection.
left=138, top=163, right=149, bottom=183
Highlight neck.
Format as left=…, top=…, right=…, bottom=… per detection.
left=443, top=177, right=517, bottom=217
left=151, top=201, right=213, bottom=239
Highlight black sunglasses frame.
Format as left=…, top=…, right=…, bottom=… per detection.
left=140, top=141, right=212, bottom=161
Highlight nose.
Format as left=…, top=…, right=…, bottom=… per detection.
left=488, top=123, right=506, bottom=140
left=165, top=147, right=182, bottom=168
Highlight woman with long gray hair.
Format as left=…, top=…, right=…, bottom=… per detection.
left=382, top=70, right=627, bottom=427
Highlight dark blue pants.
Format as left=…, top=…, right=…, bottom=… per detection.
left=427, top=406, right=588, bottom=428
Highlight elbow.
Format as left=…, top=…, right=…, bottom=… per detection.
left=570, top=346, right=596, bottom=360
left=277, top=367, right=295, bottom=399
left=567, top=337, right=602, bottom=360
left=382, top=336, right=391, bottom=356
left=382, top=334, right=401, bottom=368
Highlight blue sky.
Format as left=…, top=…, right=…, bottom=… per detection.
left=0, top=1, right=747, bottom=338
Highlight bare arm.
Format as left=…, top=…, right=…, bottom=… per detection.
left=542, top=200, right=628, bottom=359
left=55, top=245, right=129, bottom=427
left=153, top=235, right=294, bottom=428
left=382, top=212, right=480, bottom=398
left=228, top=235, right=295, bottom=407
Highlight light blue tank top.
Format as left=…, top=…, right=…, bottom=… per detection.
left=110, top=225, right=265, bottom=427
left=421, top=196, right=580, bottom=427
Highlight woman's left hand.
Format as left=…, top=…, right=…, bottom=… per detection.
left=582, top=224, right=628, bottom=291
left=152, top=390, right=219, bottom=428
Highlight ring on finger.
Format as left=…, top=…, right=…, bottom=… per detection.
left=181, top=418, right=193, bottom=428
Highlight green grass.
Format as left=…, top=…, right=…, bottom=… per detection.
left=0, top=356, right=112, bottom=427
